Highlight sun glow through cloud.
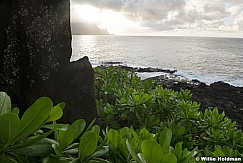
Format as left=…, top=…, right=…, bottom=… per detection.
left=71, top=4, right=142, bottom=35
left=74, top=5, right=100, bottom=23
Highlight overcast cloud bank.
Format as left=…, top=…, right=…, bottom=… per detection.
left=71, top=0, right=243, bottom=36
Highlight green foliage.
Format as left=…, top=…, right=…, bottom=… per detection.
left=94, top=66, right=243, bottom=158
left=101, top=126, right=197, bottom=163
left=95, top=67, right=196, bottom=132
left=1, top=64, right=243, bottom=162
left=0, top=113, right=20, bottom=146
left=79, top=131, right=98, bottom=161
left=141, top=140, right=164, bottom=163
left=47, top=106, right=63, bottom=122
left=43, top=119, right=106, bottom=163
left=107, top=129, right=118, bottom=149
left=125, top=127, right=197, bottom=163
left=0, top=92, right=64, bottom=162
left=13, top=97, right=53, bottom=144
left=0, top=92, right=11, bottom=116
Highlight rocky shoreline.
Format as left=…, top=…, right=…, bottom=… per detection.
left=100, top=63, right=243, bottom=129
left=99, top=63, right=178, bottom=74
left=148, top=74, right=243, bottom=129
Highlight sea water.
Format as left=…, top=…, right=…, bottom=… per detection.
left=71, top=35, right=243, bottom=87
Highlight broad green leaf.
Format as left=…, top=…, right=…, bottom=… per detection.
left=126, top=140, right=143, bottom=163
left=119, top=127, right=131, bottom=139
left=0, top=113, right=20, bottom=146
left=13, top=97, right=53, bottom=143
left=130, top=137, right=139, bottom=152
left=47, top=106, right=63, bottom=122
left=79, top=131, right=98, bottom=161
left=140, top=128, right=154, bottom=141
left=0, top=92, right=11, bottom=116
left=92, top=125, right=103, bottom=143
left=89, top=146, right=109, bottom=158
left=182, top=148, right=189, bottom=157
left=11, top=107, right=19, bottom=116
left=57, top=102, right=65, bottom=110
left=14, top=143, right=52, bottom=156
left=119, top=138, right=129, bottom=160
left=175, top=142, right=183, bottom=160
left=9, top=130, right=54, bottom=150
left=91, top=125, right=100, bottom=136
left=130, top=129, right=140, bottom=142
left=58, top=125, right=74, bottom=150
left=141, top=140, right=163, bottom=163
left=163, top=153, right=177, bottom=163
left=44, top=124, right=67, bottom=131
left=108, top=129, right=118, bottom=149
left=213, top=150, right=225, bottom=157
left=70, top=119, right=86, bottom=140
left=158, top=128, right=172, bottom=154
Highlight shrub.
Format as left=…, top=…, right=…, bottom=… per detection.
left=94, top=66, right=243, bottom=158
left=0, top=92, right=198, bottom=162
left=0, top=92, right=108, bottom=163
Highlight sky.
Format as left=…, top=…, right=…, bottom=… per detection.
left=71, top=0, right=243, bottom=37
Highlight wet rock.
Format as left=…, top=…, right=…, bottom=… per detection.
left=99, top=65, right=177, bottom=74
left=102, top=61, right=123, bottom=65
left=136, top=67, right=177, bottom=73
left=0, top=0, right=96, bottom=124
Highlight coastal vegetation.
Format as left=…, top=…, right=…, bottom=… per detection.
left=0, top=66, right=242, bottom=162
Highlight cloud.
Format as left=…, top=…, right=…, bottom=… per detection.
left=71, top=0, right=123, bottom=10
left=120, top=0, right=236, bottom=32
left=120, top=0, right=187, bottom=30
left=71, top=0, right=243, bottom=34
left=234, top=14, right=243, bottom=30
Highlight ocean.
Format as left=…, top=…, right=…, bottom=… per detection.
left=71, top=35, right=243, bottom=87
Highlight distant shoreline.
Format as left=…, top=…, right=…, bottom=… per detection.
left=72, top=34, right=243, bottom=39
left=96, top=62, right=243, bottom=88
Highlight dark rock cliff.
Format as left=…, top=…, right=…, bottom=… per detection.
left=0, top=0, right=96, bottom=124
left=71, top=22, right=109, bottom=35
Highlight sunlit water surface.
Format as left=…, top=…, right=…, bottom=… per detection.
left=71, top=35, right=243, bottom=87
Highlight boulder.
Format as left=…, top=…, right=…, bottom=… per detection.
left=0, top=0, right=96, bottom=124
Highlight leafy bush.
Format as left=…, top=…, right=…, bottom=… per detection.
left=0, top=92, right=199, bottom=162
left=0, top=92, right=66, bottom=162
left=42, top=119, right=110, bottom=163
left=0, top=92, right=109, bottom=163
left=95, top=67, right=197, bottom=131
left=94, top=66, right=243, bottom=158
left=105, top=127, right=197, bottom=163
